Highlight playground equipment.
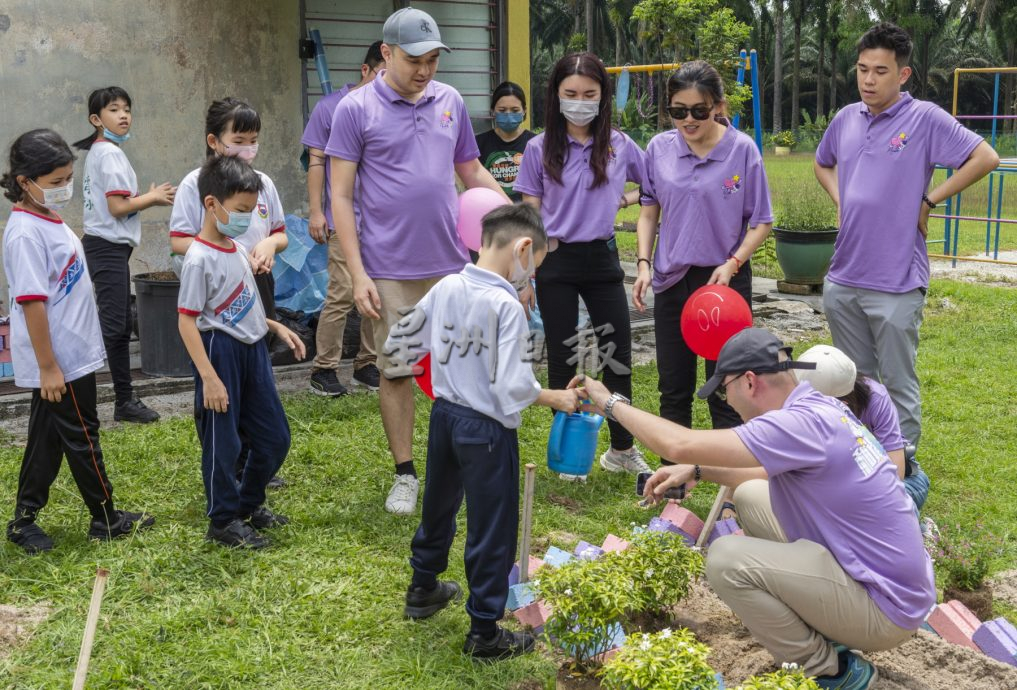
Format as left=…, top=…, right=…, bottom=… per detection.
left=933, top=66, right=1017, bottom=267
left=607, top=49, right=763, bottom=154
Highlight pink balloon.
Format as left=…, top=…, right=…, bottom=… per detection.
left=457, top=188, right=509, bottom=251
left=679, top=285, right=753, bottom=360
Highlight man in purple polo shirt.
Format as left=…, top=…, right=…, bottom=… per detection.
left=326, top=7, right=509, bottom=515
left=814, top=22, right=998, bottom=447
left=573, top=328, right=934, bottom=690
left=303, top=41, right=385, bottom=398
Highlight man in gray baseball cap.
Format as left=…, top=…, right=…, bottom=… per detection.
left=696, top=327, right=816, bottom=400
left=383, top=7, right=451, bottom=56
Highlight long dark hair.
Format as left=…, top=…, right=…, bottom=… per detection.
left=73, top=86, right=132, bottom=150
left=491, top=80, right=526, bottom=111
left=839, top=375, right=873, bottom=419
left=666, top=60, right=728, bottom=118
left=542, top=52, right=613, bottom=188
left=205, top=97, right=261, bottom=157
left=1, top=129, right=76, bottom=202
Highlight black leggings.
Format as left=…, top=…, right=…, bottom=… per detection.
left=653, top=264, right=753, bottom=455
left=535, top=238, right=633, bottom=450
left=81, top=235, right=134, bottom=406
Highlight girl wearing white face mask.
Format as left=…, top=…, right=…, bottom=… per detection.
left=514, top=52, right=649, bottom=481
left=168, top=97, right=287, bottom=320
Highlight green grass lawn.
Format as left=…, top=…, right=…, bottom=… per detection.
left=1, top=278, right=1015, bottom=688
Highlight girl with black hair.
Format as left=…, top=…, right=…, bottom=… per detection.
left=515, top=52, right=648, bottom=480
left=633, top=60, right=774, bottom=446
left=74, top=86, right=176, bottom=424
left=475, top=81, right=535, bottom=202
left=168, top=97, right=287, bottom=319
left=1, top=129, right=155, bottom=553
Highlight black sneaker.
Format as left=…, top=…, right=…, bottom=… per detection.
left=404, top=580, right=462, bottom=619
left=7, top=521, right=54, bottom=554
left=267, top=475, right=287, bottom=490
left=88, top=510, right=155, bottom=541
left=206, top=518, right=269, bottom=549
left=463, top=626, right=536, bottom=661
left=114, top=398, right=160, bottom=423
left=352, top=364, right=381, bottom=391
left=310, top=369, right=348, bottom=397
left=244, top=506, right=289, bottom=529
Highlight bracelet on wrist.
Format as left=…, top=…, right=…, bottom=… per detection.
left=728, top=255, right=743, bottom=269
left=694, top=465, right=702, bottom=482
left=922, top=193, right=937, bottom=210
left=637, top=258, right=651, bottom=268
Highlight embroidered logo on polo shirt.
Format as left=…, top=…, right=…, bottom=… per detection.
left=888, top=132, right=908, bottom=153
left=215, top=281, right=255, bottom=327
left=439, top=111, right=453, bottom=128
left=607, top=146, right=618, bottom=163
left=257, top=202, right=268, bottom=219
left=722, top=174, right=742, bottom=195
left=52, top=253, right=84, bottom=306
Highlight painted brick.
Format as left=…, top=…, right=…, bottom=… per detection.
left=0, top=362, right=12, bottom=377
left=508, top=556, right=545, bottom=587
left=921, top=621, right=938, bottom=636
left=647, top=516, right=695, bottom=546
left=512, top=599, right=551, bottom=633
left=601, top=534, right=630, bottom=552
left=927, top=600, right=981, bottom=650
left=574, top=540, right=604, bottom=561
left=506, top=582, right=535, bottom=611
left=543, top=546, right=574, bottom=568
left=973, top=618, right=1017, bottom=667
left=659, top=502, right=705, bottom=540
left=706, top=517, right=742, bottom=545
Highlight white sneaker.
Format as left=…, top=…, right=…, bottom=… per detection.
left=558, top=472, right=588, bottom=483
left=385, top=474, right=419, bottom=515
left=600, top=447, right=651, bottom=474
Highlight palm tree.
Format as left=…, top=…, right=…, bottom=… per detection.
left=773, top=0, right=785, bottom=132
left=789, top=0, right=806, bottom=131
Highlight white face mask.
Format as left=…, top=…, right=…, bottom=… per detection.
left=560, top=98, right=600, bottom=126
left=30, top=178, right=73, bottom=211
left=508, top=239, right=534, bottom=291
left=225, top=143, right=259, bottom=163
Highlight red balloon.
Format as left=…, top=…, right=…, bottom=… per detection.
left=679, top=285, right=753, bottom=360
left=414, top=352, right=436, bottom=400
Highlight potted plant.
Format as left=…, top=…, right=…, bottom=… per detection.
left=600, top=628, right=720, bottom=690
left=773, top=130, right=796, bottom=156
left=928, top=522, right=1005, bottom=620
left=772, top=189, right=839, bottom=286
left=734, top=665, right=821, bottom=689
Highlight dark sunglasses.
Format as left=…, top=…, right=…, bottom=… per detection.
left=715, top=371, right=747, bottom=401
left=667, top=105, right=713, bottom=121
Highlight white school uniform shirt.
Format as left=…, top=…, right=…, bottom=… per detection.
left=168, top=166, right=286, bottom=254
left=82, top=140, right=142, bottom=246
left=177, top=237, right=269, bottom=345
left=2, top=208, right=106, bottom=388
left=384, top=263, right=541, bottom=429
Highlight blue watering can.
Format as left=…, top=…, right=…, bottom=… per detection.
left=547, top=410, right=605, bottom=475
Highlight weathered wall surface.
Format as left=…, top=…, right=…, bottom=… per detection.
left=0, top=0, right=304, bottom=306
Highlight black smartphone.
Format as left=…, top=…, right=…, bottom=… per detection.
left=636, top=472, right=686, bottom=500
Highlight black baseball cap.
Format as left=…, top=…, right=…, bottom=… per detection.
left=697, top=328, right=816, bottom=399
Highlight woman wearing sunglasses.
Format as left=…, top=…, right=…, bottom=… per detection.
left=633, top=60, right=774, bottom=449
left=515, top=52, right=649, bottom=480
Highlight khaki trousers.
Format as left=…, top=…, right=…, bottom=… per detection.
left=313, top=230, right=376, bottom=371
left=706, top=479, right=914, bottom=677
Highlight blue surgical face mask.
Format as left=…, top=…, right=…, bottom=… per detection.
left=103, top=128, right=131, bottom=145
left=494, top=111, right=524, bottom=133
left=214, top=200, right=252, bottom=238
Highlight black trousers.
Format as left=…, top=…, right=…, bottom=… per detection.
left=535, top=238, right=633, bottom=450
left=81, top=235, right=134, bottom=406
left=410, top=399, right=518, bottom=632
left=653, top=264, right=753, bottom=449
left=13, top=373, right=116, bottom=525
left=254, top=272, right=277, bottom=321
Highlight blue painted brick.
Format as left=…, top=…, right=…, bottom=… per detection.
left=506, top=582, right=535, bottom=611
left=647, top=517, right=695, bottom=546
left=543, top=546, right=574, bottom=568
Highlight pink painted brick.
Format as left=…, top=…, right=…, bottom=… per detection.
left=602, top=534, right=630, bottom=552
left=973, top=618, right=1017, bottom=667
left=592, top=647, right=621, bottom=664
left=927, top=600, right=981, bottom=651
left=512, top=599, right=551, bottom=633
left=659, top=502, right=704, bottom=540
left=508, top=556, right=546, bottom=587
left=706, top=517, right=742, bottom=545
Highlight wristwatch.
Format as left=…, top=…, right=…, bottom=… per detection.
left=604, top=392, right=631, bottom=422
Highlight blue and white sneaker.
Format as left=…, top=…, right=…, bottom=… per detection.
left=815, top=651, right=878, bottom=690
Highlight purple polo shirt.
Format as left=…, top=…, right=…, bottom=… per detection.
left=816, top=92, right=983, bottom=293
left=641, top=124, right=773, bottom=292
left=734, top=381, right=935, bottom=630
left=302, top=84, right=353, bottom=230
left=858, top=378, right=905, bottom=452
left=325, top=73, right=479, bottom=280
left=513, top=130, right=646, bottom=242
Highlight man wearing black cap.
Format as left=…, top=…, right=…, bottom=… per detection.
left=573, top=328, right=934, bottom=690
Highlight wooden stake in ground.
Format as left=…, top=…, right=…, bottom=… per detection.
left=696, top=485, right=734, bottom=549
left=73, top=567, right=110, bottom=690
left=519, top=463, right=537, bottom=583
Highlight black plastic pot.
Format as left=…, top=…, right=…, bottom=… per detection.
left=132, top=272, right=192, bottom=377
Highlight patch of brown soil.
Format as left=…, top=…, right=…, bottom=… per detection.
left=547, top=494, right=581, bottom=513
left=0, top=603, right=50, bottom=661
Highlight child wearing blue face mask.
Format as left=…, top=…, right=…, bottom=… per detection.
left=74, top=86, right=177, bottom=424
left=177, top=155, right=306, bottom=549
left=475, top=82, right=535, bottom=202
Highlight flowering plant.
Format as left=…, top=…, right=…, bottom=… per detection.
left=734, top=664, right=821, bottom=689
left=599, top=628, right=718, bottom=690
left=773, top=130, right=798, bottom=148
left=929, top=522, right=1006, bottom=591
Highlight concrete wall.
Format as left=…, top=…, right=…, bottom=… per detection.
left=0, top=0, right=305, bottom=307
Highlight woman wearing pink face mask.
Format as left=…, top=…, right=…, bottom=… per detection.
left=168, top=97, right=287, bottom=318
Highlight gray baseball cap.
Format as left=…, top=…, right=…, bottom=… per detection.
left=383, top=8, right=451, bottom=56
left=696, top=328, right=816, bottom=399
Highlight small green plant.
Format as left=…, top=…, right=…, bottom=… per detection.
left=773, top=130, right=797, bottom=149
left=600, top=628, right=719, bottom=690
left=734, top=665, right=821, bottom=689
left=929, top=522, right=1006, bottom=591
left=622, top=530, right=705, bottom=620
left=773, top=186, right=838, bottom=232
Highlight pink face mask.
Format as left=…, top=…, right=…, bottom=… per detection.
left=225, top=143, right=259, bottom=162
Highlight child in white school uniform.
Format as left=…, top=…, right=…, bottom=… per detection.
left=74, top=86, right=177, bottom=424
left=1, top=129, right=155, bottom=554
left=385, top=204, right=581, bottom=660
